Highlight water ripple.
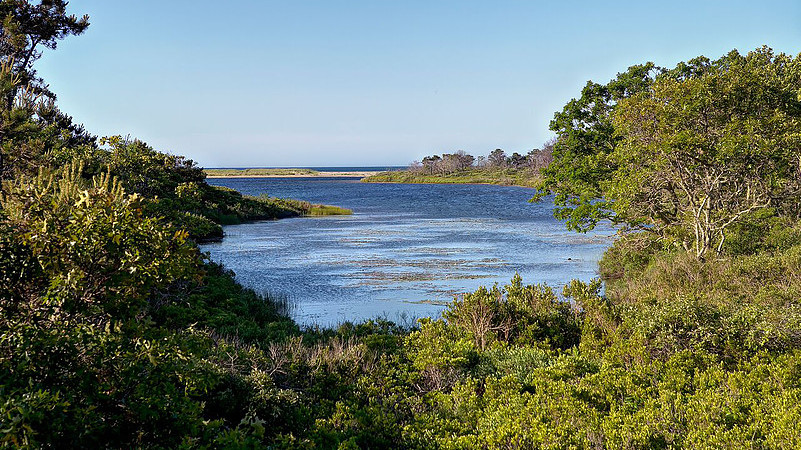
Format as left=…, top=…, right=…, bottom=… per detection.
left=202, top=178, right=614, bottom=326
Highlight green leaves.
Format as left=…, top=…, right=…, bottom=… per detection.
left=612, top=48, right=801, bottom=258
left=0, top=0, right=89, bottom=89
left=1, top=163, right=202, bottom=320
left=538, top=64, right=659, bottom=232
left=541, top=47, right=801, bottom=259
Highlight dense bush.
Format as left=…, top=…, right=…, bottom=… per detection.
left=0, top=164, right=212, bottom=447
left=4, top=166, right=801, bottom=447
left=98, top=137, right=351, bottom=241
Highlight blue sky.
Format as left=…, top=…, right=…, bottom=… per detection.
left=37, top=1, right=801, bottom=167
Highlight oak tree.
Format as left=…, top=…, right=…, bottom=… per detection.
left=612, top=48, right=801, bottom=258
left=535, top=63, right=659, bottom=232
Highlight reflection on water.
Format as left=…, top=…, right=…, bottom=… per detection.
left=201, top=177, right=615, bottom=326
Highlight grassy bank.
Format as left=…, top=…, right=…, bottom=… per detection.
left=268, top=197, right=353, bottom=217
left=181, top=188, right=352, bottom=241
left=96, top=148, right=352, bottom=242
left=363, top=167, right=543, bottom=188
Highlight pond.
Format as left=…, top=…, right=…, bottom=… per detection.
left=201, top=177, right=615, bottom=326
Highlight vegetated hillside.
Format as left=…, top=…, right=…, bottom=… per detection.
left=363, top=147, right=551, bottom=187
left=2, top=3, right=801, bottom=448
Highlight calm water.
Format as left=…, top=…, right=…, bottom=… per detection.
left=202, top=177, right=615, bottom=326
left=206, top=166, right=406, bottom=172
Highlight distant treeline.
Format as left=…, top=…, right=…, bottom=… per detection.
left=363, top=144, right=554, bottom=187
left=409, top=143, right=554, bottom=176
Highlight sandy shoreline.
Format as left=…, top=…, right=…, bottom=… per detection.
left=206, top=171, right=380, bottom=179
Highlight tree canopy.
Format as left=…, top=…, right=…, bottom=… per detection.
left=538, top=47, right=801, bottom=259
left=0, top=0, right=89, bottom=95
left=536, top=62, right=658, bottom=232
left=0, top=1, right=92, bottom=179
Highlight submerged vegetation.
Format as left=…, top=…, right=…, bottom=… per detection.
left=1, top=2, right=801, bottom=448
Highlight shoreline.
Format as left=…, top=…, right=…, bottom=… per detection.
left=206, top=171, right=380, bottom=179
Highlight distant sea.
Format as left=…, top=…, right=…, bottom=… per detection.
left=206, top=166, right=407, bottom=172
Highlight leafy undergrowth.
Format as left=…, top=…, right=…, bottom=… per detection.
left=6, top=168, right=800, bottom=448
left=2, top=141, right=798, bottom=450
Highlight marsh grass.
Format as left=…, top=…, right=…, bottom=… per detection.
left=254, top=195, right=352, bottom=217
left=363, top=167, right=543, bottom=188
left=265, top=290, right=297, bottom=318
left=307, top=204, right=353, bottom=216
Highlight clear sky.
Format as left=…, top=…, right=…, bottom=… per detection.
left=36, top=1, right=801, bottom=168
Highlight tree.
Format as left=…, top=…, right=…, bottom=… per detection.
left=422, top=155, right=441, bottom=174
left=508, top=152, right=526, bottom=168
left=539, top=47, right=801, bottom=259
left=526, top=138, right=555, bottom=170
left=0, top=66, right=97, bottom=179
left=0, top=0, right=89, bottom=97
left=453, top=150, right=474, bottom=170
left=536, top=63, right=659, bottom=231
left=611, top=48, right=801, bottom=258
left=0, top=1, right=91, bottom=179
left=488, top=148, right=506, bottom=168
